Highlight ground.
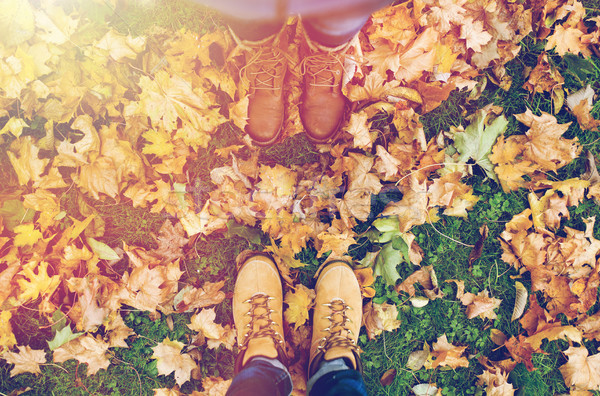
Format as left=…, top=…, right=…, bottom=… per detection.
left=1, top=0, right=600, bottom=395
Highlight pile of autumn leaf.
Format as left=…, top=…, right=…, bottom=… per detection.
left=1, top=0, right=600, bottom=394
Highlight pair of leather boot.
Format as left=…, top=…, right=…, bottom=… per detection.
left=233, top=254, right=362, bottom=377
left=237, top=28, right=349, bottom=146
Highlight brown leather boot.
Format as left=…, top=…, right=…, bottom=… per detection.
left=300, top=38, right=350, bottom=144
left=308, top=260, right=363, bottom=377
left=233, top=253, right=287, bottom=373
left=238, top=34, right=287, bottom=146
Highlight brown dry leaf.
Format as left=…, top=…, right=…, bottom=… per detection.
left=1, top=345, right=46, bottom=376
left=53, top=335, right=110, bottom=375
left=362, top=301, right=401, bottom=340
left=545, top=25, right=589, bottom=57
left=200, top=376, right=232, bottom=395
left=504, top=335, right=535, bottom=372
left=176, top=280, right=226, bottom=313
left=523, top=52, right=564, bottom=94
left=396, top=266, right=442, bottom=300
left=468, top=224, right=488, bottom=266
left=559, top=346, right=600, bottom=391
left=428, top=334, right=469, bottom=369
left=380, top=368, right=397, bottom=386
left=477, top=369, right=515, bottom=396
left=460, top=290, right=502, bottom=320
left=151, top=338, right=196, bottom=387
left=526, top=325, right=582, bottom=350
left=577, top=312, right=600, bottom=341
left=316, top=231, right=357, bottom=258
left=354, top=267, right=376, bottom=298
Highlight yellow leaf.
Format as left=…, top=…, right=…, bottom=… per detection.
left=142, top=129, right=175, bottom=157
left=0, top=117, right=28, bottom=137
left=284, top=284, right=315, bottom=329
left=0, top=0, right=35, bottom=46
left=151, top=338, right=196, bottom=387
left=53, top=335, right=110, bottom=376
left=187, top=308, right=223, bottom=339
left=7, top=136, right=49, bottom=185
left=13, top=223, right=42, bottom=247
left=0, top=311, right=17, bottom=352
left=16, top=260, right=60, bottom=301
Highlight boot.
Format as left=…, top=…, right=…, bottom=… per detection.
left=233, top=253, right=287, bottom=373
left=300, top=36, right=350, bottom=144
left=236, top=30, right=287, bottom=146
left=308, top=260, right=363, bottom=377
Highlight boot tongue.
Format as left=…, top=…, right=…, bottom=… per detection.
left=242, top=337, right=279, bottom=366
left=323, top=346, right=357, bottom=370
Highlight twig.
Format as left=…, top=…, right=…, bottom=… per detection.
left=41, top=363, right=69, bottom=373
left=395, top=162, right=471, bottom=186
left=426, top=211, right=475, bottom=248
left=110, top=355, right=142, bottom=396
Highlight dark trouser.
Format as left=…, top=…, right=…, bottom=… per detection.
left=196, top=0, right=394, bottom=45
left=225, top=357, right=368, bottom=396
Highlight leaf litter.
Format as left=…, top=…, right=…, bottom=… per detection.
left=0, top=0, right=599, bottom=394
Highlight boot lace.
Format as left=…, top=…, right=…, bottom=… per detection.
left=301, top=53, right=345, bottom=88
left=240, top=293, right=283, bottom=350
left=317, top=298, right=359, bottom=353
left=240, top=48, right=286, bottom=91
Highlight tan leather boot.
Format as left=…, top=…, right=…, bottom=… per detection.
left=233, top=254, right=287, bottom=373
left=308, top=260, right=363, bottom=377
left=237, top=32, right=287, bottom=146
left=300, top=38, right=350, bottom=144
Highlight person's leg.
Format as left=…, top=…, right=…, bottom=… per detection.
left=225, top=16, right=284, bottom=42
left=298, top=0, right=394, bottom=143
left=306, top=261, right=367, bottom=396
left=307, top=358, right=367, bottom=396
left=302, top=0, right=394, bottom=46
left=226, top=356, right=293, bottom=396
left=229, top=254, right=291, bottom=394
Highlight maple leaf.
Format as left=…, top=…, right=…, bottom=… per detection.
left=1, top=345, right=46, bottom=377
left=354, top=267, right=376, bottom=298
left=176, top=280, right=226, bottom=312
left=546, top=25, right=589, bottom=57
left=344, top=111, right=373, bottom=150
left=460, top=19, right=493, bottom=52
left=316, top=231, right=357, bottom=258
left=151, top=338, right=196, bottom=387
left=504, top=335, right=535, bottom=371
left=559, top=346, right=600, bottom=391
left=104, top=313, right=134, bottom=348
left=381, top=176, right=428, bottom=233
left=454, top=107, right=508, bottom=181
left=7, top=136, right=50, bottom=186
left=201, top=376, right=232, bottom=396
left=187, top=308, right=235, bottom=350
left=142, top=129, right=175, bottom=157
left=284, top=284, right=315, bottom=329
left=428, top=334, right=468, bottom=369
left=363, top=301, right=402, bottom=339
left=13, top=223, right=42, bottom=247
left=16, top=260, right=60, bottom=302
left=460, top=290, right=502, bottom=320
left=477, top=369, right=515, bottom=396
left=53, top=335, right=110, bottom=375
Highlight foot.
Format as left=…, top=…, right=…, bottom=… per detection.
left=300, top=41, right=348, bottom=144
left=233, top=254, right=287, bottom=373
left=242, top=46, right=287, bottom=146
left=308, top=260, right=363, bottom=377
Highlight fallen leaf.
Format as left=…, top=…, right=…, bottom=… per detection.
left=284, top=284, right=315, bottom=329
left=559, top=346, right=600, bottom=391
left=151, top=338, right=196, bottom=387
left=1, top=345, right=46, bottom=376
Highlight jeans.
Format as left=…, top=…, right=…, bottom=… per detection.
left=194, top=0, right=394, bottom=45
left=226, top=357, right=368, bottom=396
